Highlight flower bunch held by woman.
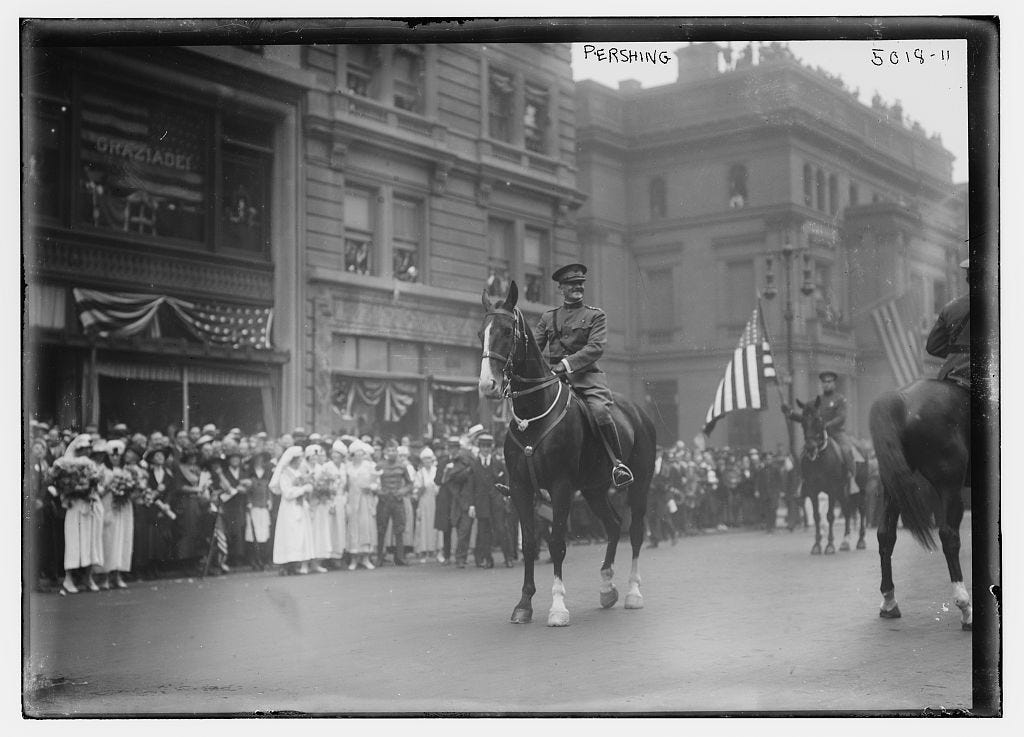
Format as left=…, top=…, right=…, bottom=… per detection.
left=312, top=457, right=340, bottom=504
left=56, top=434, right=104, bottom=594
left=106, top=464, right=146, bottom=508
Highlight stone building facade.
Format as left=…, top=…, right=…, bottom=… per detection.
left=575, top=42, right=967, bottom=449
left=23, top=41, right=585, bottom=439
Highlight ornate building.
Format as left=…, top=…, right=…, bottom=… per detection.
left=23, top=40, right=585, bottom=439
left=575, top=42, right=967, bottom=449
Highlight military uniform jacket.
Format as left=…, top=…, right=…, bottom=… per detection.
left=787, top=393, right=848, bottom=435
left=926, top=294, right=970, bottom=386
left=534, top=302, right=609, bottom=390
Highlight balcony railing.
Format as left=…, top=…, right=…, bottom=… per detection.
left=335, top=91, right=446, bottom=142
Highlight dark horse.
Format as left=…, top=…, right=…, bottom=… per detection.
left=869, top=379, right=971, bottom=629
left=793, top=397, right=856, bottom=555
left=478, top=281, right=657, bottom=626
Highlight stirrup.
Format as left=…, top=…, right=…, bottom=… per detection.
left=612, top=462, right=634, bottom=488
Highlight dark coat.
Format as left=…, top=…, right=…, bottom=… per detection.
left=471, top=454, right=507, bottom=520
left=444, top=451, right=476, bottom=525
left=927, top=293, right=970, bottom=387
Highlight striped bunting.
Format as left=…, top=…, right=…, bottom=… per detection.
left=703, top=305, right=776, bottom=435
left=870, top=297, right=922, bottom=387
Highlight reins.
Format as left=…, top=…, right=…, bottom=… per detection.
left=483, top=307, right=574, bottom=501
left=803, top=426, right=830, bottom=462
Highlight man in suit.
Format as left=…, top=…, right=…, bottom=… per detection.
left=534, top=263, right=633, bottom=488
left=445, top=442, right=477, bottom=569
left=471, top=433, right=513, bottom=568
left=433, top=436, right=461, bottom=564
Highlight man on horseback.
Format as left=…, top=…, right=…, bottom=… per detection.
left=535, top=263, right=634, bottom=488
left=782, top=370, right=858, bottom=494
left=926, top=257, right=970, bottom=391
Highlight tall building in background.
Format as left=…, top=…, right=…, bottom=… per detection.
left=23, top=40, right=584, bottom=439
left=575, top=42, right=966, bottom=448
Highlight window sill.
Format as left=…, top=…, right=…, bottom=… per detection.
left=335, top=91, right=445, bottom=141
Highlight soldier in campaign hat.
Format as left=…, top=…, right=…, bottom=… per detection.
left=535, top=263, right=634, bottom=487
left=782, top=369, right=859, bottom=493
left=926, top=256, right=970, bottom=391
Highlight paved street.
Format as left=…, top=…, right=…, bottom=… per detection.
left=25, top=513, right=975, bottom=715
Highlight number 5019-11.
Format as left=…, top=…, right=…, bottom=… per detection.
left=870, top=48, right=950, bottom=65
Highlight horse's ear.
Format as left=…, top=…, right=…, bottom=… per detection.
left=505, top=280, right=519, bottom=309
left=796, top=398, right=805, bottom=410
left=814, top=396, right=822, bottom=409
left=481, top=288, right=491, bottom=312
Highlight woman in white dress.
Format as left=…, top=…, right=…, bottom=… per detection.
left=328, top=440, right=350, bottom=566
left=270, top=446, right=315, bottom=575
left=305, top=443, right=332, bottom=573
left=97, top=439, right=135, bottom=590
left=60, top=435, right=104, bottom=594
left=345, top=440, right=380, bottom=570
left=413, top=447, right=440, bottom=560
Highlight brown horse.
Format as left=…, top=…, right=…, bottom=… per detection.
left=793, top=397, right=849, bottom=555
left=869, top=379, right=971, bottom=629
left=478, top=281, right=656, bottom=626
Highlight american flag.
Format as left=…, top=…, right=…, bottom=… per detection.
left=703, top=305, right=776, bottom=436
left=869, top=295, right=922, bottom=387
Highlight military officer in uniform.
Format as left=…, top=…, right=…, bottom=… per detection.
left=782, top=370, right=858, bottom=494
left=926, top=257, right=970, bottom=391
left=535, top=263, right=633, bottom=488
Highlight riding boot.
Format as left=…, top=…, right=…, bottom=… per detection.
left=598, top=420, right=634, bottom=487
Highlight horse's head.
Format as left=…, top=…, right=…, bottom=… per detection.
left=479, top=280, right=522, bottom=398
left=797, top=396, right=827, bottom=456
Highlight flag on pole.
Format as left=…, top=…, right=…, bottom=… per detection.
left=869, top=296, right=922, bottom=387
left=703, top=305, right=776, bottom=436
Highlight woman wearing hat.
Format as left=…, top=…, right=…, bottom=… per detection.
left=243, top=451, right=274, bottom=570
left=97, top=439, right=135, bottom=590
left=134, top=447, right=177, bottom=580
left=345, top=440, right=380, bottom=570
left=304, top=444, right=332, bottom=573
left=327, top=440, right=350, bottom=566
left=412, top=446, right=439, bottom=561
left=173, top=449, right=214, bottom=576
left=60, top=435, right=105, bottom=593
left=270, top=445, right=315, bottom=575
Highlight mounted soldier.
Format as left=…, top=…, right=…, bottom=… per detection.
left=782, top=370, right=859, bottom=495
left=534, top=263, right=633, bottom=488
left=926, top=257, right=970, bottom=392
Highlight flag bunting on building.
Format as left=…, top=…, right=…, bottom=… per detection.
left=869, top=295, right=922, bottom=387
left=72, top=288, right=273, bottom=350
left=332, top=375, right=419, bottom=422
left=702, top=305, right=776, bottom=436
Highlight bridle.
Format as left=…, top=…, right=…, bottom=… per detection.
left=803, top=419, right=830, bottom=462
left=483, top=308, right=566, bottom=432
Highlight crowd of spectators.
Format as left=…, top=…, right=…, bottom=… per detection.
left=27, top=418, right=882, bottom=595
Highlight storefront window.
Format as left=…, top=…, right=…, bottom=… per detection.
left=78, top=85, right=209, bottom=242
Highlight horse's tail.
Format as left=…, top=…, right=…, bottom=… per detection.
left=868, top=390, right=936, bottom=550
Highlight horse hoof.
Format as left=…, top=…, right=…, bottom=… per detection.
left=879, top=605, right=902, bottom=619
left=624, top=594, right=644, bottom=610
left=810, top=544, right=822, bottom=555
left=547, top=610, right=571, bottom=627
left=510, top=608, right=533, bottom=624
left=962, top=621, right=973, bottom=631
left=839, top=541, right=850, bottom=552
left=824, top=544, right=836, bottom=555
left=600, top=585, right=619, bottom=609
left=856, top=539, right=866, bottom=550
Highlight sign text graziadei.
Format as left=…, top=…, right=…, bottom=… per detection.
left=94, top=135, right=197, bottom=172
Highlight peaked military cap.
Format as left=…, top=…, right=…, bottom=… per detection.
left=818, top=370, right=838, bottom=381
left=552, top=263, right=588, bottom=283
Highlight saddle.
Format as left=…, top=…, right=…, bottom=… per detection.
left=572, top=389, right=636, bottom=453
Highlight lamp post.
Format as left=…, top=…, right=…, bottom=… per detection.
left=762, top=227, right=816, bottom=458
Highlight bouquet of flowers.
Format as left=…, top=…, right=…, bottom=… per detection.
left=49, top=456, right=101, bottom=504
left=312, top=463, right=340, bottom=503
left=107, top=466, right=146, bottom=508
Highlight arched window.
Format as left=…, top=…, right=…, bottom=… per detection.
left=815, top=169, right=826, bottom=211
left=649, top=176, right=667, bottom=219
left=802, top=163, right=813, bottom=207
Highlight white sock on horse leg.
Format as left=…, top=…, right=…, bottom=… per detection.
left=600, top=567, right=614, bottom=593
left=952, top=580, right=972, bottom=623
